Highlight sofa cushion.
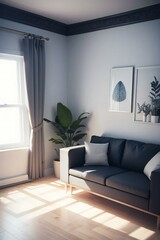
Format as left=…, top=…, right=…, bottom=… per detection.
left=91, top=135, right=126, bottom=167
left=106, top=171, right=150, bottom=199
left=121, top=140, right=160, bottom=172
left=84, top=141, right=109, bottom=166
left=69, top=166, right=126, bottom=185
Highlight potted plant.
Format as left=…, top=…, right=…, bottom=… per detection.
left=44, top=102, right=89, bottom=178
left=149, top=76, right=160, bottom=123
left=137, top=102, right=151, bottom=122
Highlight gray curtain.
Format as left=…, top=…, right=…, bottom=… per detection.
left=23, top=35, right=45, bottom=179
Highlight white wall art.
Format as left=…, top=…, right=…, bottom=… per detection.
left=109, top=67, right=133, bottom=112
left=134, top=66, right=160, bottom=123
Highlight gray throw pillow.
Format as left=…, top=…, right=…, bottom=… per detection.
left=84, top=141, right=109, bottom=166
left=144, top=151, right=160, bottom=180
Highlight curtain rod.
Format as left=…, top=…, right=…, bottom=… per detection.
left=0, top=26, right=49, bottom=41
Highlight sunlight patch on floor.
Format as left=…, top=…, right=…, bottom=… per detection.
left=93, top=212, right=115, bottom=223
left=20, top=197, right=76, bottom=220
left=6, top=196, right=45, bottom=214
left=25, top=183, right=55, bottom=192
left=0, top=181, right=70, bottom=216
left=7, top=190, right=26, bottom=200
left=66, top=193, right=156, bottom=240
left=66, top=201, right=92, bottom=214
left=103, top=216, right=130, bottom=230
left=1, top=190, right=45, bottom=214
left=24, top=184, right=65, bottom=202
left=70, top=188, right=84, bottom=194
left=0, top=197, right=11, bottom=204
left=50, top=180, right=64, bottom=187
left=129, top=227, right=155, bottom=240
left=80, top=207, right=103, bottom=219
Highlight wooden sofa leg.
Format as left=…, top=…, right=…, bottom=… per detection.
left=69, top=185, right=73, bottom=195
left=64, top=184, right=68, bottom=194
left=157, top=216, right=160, bottom=230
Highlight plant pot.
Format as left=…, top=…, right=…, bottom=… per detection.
left=53, top=160, right=60, bottom=178
left=142, top=114, right=147, bottom=122
left=146, top=113, right=151, bottom=122
left=151, top=115, right=159, bottom=123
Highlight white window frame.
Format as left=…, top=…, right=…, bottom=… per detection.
left=0, top=53, right=30, bottom=150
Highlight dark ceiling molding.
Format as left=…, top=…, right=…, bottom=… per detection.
left=0, top=3, right=160, bottom=36
left=0, top=3, right=67, bottom=35
left=67, top=4, right=160, bottom=35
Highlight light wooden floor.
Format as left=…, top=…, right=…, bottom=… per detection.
left=0, top=177, right=160, bottom=240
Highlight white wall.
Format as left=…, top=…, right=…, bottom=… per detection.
left=0, top=19, right=67, bottom=181
left=67, top=19, right=160, bottom=144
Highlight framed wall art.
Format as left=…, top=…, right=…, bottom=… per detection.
left=134, top=66, right=160, bottom=123
left=109, top=66, right=134, bottom=112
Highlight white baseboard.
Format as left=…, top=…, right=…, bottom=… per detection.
left=44, top=167, right=54, bottom=177
left=0, top=174, right=29, bottom=187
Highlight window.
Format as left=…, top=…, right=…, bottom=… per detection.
left=0, top=53, right=30, bottom=150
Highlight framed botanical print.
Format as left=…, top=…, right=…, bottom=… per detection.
left=134, top=65, right=160, bottom=123
left=109, top=66, right=134, bottom=112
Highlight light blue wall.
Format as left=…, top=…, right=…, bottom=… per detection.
left=0, top=17, right=160, bottom=183
left=0, top=19, right=67, bottom=179
left=67, top=19, right=160, bottom=144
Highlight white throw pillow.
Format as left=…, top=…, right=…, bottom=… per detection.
left=84, top=141, right=109, bottom=166
left=144, top=152, right=160, bottom=180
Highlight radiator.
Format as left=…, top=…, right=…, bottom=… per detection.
left=0, top=174, right=29, bottom=188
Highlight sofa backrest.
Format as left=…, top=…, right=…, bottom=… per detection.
left=91, top=135, right=160, bottom=172
left=121, top=140, right=160, bottom=172
left=91, top=135, right=126, bottom=167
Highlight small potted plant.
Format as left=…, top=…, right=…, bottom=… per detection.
left=137, top=102, right=151, bottom=122
left=149, top=76, right=160, bottom=123
left=44, top=102, right=89, bottom=178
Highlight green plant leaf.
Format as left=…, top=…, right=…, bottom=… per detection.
left=44, top=118, right=54, bottom=124
left=71, top=119, right=82, bottom=130
left=71, top=114, right=88, bottom=130
left=74, top=130, right=82, bottom=134
left=76, top=124, right=85, bottom=128
left=155, top=86, right=160, bottom=93
left=55, top=132, right=67, bottom=140
left=49, top=138, right=64, bottom=145
left=73, top=133, right=87, bottom=142
left=44, top=103, right=89, bottom=147
left=67, top=129, right=74, bottom=134
left=52, top=121, right=67, bottom=134
left=57, top=102, right=72, bottom=128
left=78, top=112, right=89, bottom=119
left=150, top=92, right=155, bottom=97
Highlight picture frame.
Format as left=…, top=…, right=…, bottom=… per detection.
left=109, top=66, right=133, bottom=112
left=134, top=66, right=160, bottom=123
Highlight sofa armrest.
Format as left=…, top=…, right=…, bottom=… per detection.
left=60, top=145, right=85, bottom=184
left=149, top=168, right=160, bottom=214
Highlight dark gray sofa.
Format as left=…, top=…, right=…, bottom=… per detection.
left=60, top=135, right=160, bottom=229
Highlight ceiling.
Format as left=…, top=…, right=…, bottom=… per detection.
left=1, top=0, right=160, bottom=24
